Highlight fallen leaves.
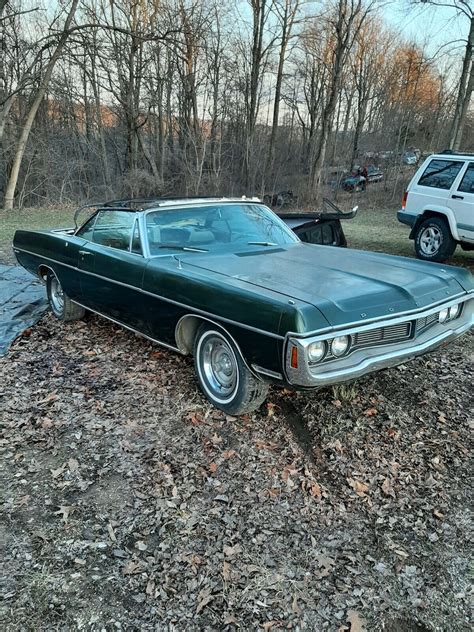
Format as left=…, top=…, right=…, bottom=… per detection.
left=196, top=588, right=214, bottom=614
left=223, top=543, right=242, bottom=559
left=1, top=307, right=472, bottom=631
left=122, top=560, right=145, bottom=575
left=381, top=477, right=393, bottom=496
left=346, top=609, right=366, bottom=632
left=50, top=464, right=66, bottom=479
left=107, top=523, right=117, bottom=542
left=347, top=478, right=370, bottom=497
left=54, top=505, right=74, bottom=523
left=362, top=407, right=378, bottom=417
left=37, top=392, right=57, bottom=405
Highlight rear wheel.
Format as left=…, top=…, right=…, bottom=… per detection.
left=46, top=272, right=85, bottom=321
left=194, top=324, right=268, bottom=414
left=414, top=216, right=456, bottom=262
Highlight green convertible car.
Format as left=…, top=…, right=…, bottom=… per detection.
left=13, top=197, right=474, bottom=414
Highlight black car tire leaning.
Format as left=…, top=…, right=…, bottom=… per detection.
left=46, top=272, right=85, bottom=321
left=414, top=216, right=456, bottom=262
left=193, top=323, right=269, bottom=415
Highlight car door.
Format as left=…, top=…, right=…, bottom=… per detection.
left=451, top=162, right=474, bottom=243
left=76, top=210, right=148, bottom=329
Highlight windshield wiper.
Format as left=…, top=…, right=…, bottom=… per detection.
left=158, top=244, right=208, bottom=252
left=247, top=241, right=278, bottom=247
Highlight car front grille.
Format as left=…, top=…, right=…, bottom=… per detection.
left=416, top=312, right=439, bottom=333
left=352, top=321, right=412, bottom=349
left=323, top=321, right=413, bottom=362
left=321, top=303, right=462, bottom=364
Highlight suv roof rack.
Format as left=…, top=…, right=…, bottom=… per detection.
left=440, top=149, right=474, bottom=156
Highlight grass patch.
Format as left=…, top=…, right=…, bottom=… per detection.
left=343, top=205, right=473, bottom=270
left=0, top=207, right=74, bottom=244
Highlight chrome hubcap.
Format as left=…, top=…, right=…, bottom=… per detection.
left=50, top=276, right=64, bottom=313
left=420, top=226, right=441, bottom=255
left=201, top=335, right=237, bottom=398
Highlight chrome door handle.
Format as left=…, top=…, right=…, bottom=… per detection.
left=79, top=250, right=93, bottom=256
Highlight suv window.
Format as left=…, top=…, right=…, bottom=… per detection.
left=91, top=210, right=135, bottom=250
left=418, top=159, right=463, bottom=190
left=458, top=163, right=474, bottom=194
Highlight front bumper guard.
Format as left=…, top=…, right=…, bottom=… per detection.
left=286, top=306, right=473, bottom=388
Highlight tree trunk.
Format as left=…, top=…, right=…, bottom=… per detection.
left=267, top=1, right=298, bottom=178
left=0, top=95, right=15, bottom=146
left=244, top=0, right=267, bottom=189
left=350, top=95, right=368, bottom=170
left=450, top=15, right=473, bottom=150
left=310, top=0, right=367, bottom=195
left=3, top=0, right=79, bottom=209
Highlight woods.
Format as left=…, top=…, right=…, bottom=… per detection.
left=0, top=0, right=473, bottom=209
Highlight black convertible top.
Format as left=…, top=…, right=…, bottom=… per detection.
left=73, top=196, right=358, bottom=230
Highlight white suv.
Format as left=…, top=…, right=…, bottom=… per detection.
left=397, top=151, right=474, bottom=262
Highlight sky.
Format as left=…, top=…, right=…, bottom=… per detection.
left=382, top=1, right=471, bottom=61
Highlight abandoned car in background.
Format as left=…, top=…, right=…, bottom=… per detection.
left=13, top=197, right=474, bottom=414
left=341, top=165, right=383, bottom=192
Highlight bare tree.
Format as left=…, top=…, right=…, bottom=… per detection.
left=409, top=0, right=473, bottom=150
left=266, top=0, right=300, bottom=178
left=309, top=0, right=377, bottom=194
left=1, top=0, right=470, bottom=208
left=3, top=0, right=80, bottom=209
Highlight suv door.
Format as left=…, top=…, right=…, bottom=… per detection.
left=452, top=162, right=474, bottom=243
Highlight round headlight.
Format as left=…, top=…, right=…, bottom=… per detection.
left=331, top=335, right=350, bottom=357
left=438, top=308, right=449, bottom=323
left=308, top=341, right=326, bottom=363
left=448, top=304, right=460, bottom=320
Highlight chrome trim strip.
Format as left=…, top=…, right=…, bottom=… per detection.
left=251, top=365, right=283, bottom=380
left=71, top=300, right=183, bottom=354
left=16, top=247, right=284, bottom=340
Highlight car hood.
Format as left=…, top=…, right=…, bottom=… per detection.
left=183, top=243, right=472, bottom=328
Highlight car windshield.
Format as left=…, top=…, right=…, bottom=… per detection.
left=145, top=203, right=299, bottom=255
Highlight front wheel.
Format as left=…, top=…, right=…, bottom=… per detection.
left=46, top=272, right=85, bottom=321
left=414, top=217, right=456, bottom=262
left=193, top=324, right=269, bottom=414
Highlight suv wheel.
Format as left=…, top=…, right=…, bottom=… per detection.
left=414, top=217, right=456, bottom=262
left=194, top=324, right=269, bottom=414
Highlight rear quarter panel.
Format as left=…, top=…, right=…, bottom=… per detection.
left=13, top=229, right=84, bottom=299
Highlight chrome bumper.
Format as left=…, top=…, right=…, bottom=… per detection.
left=285, top=298, right=473, bottom=388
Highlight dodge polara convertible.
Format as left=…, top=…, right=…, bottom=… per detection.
left=13, top=197, right=474, bottom=414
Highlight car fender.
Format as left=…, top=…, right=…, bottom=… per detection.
left=410, top=206, right=460, bottom=241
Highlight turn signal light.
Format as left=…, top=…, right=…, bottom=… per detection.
left=290, top=346, right=298, bottom=368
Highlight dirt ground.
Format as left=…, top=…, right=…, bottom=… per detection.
left=1, top=204, right=473, bottom=630
left=1, top=311, right=472, bottom=631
